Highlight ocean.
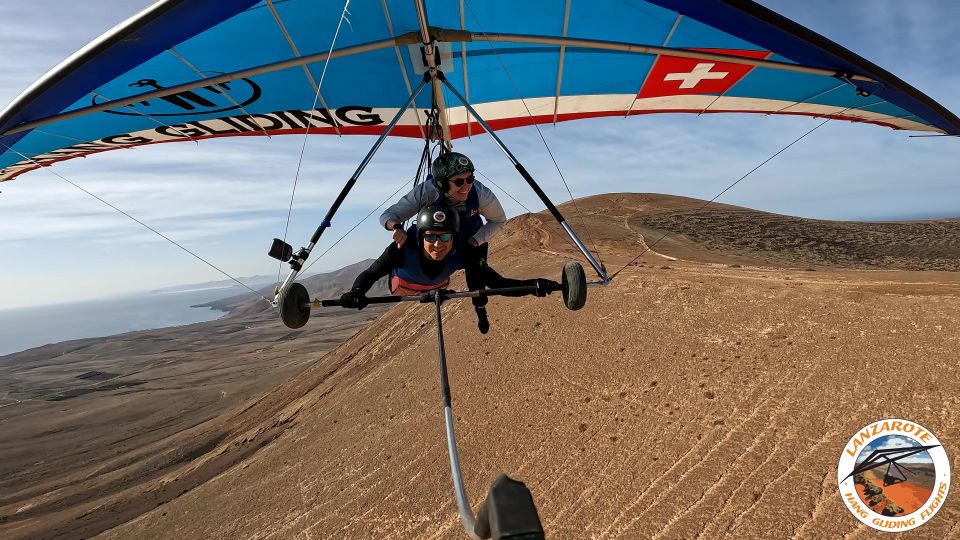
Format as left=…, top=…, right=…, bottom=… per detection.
left=0, top=286, right=253, bottom=356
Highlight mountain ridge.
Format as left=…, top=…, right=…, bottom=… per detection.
left=3, top=193, right=959, bottom=539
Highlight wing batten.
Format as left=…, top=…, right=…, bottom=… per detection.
left=0, top=37, right=407, bottom=139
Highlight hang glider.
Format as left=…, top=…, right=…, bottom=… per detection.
left=842, top=444, right=940, bottom=483
left=3, top=3, right=958, bottom=539
left=2, top=0, right=959, bottom=182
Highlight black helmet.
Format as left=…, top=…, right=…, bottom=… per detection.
left=417, top=203, right=460, bottom=235
left=431, top=152, right=474, bottom=191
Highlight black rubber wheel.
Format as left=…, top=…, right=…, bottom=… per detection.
left=280, top=282, right=311, bottom=329
left=561, top=262, right=587, bottom=311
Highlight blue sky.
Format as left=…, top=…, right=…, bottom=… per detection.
left=1, top=1, right=958, bottom=310
left=857, top=435, right=933, bottom=466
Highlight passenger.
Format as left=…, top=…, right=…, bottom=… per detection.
left=346, top=203, right=559, bottom=333
left=379, top=152, right=506, bottom=332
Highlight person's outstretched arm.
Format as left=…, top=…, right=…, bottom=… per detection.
left=351, top=243, right=403, bottom=293
left=379, top=183, right=437, bottom=230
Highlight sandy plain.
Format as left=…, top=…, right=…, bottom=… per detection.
left=2, top=193, right=959, bottom=539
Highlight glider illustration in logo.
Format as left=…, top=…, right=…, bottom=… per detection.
left=842, top=444, right=940, bottom=485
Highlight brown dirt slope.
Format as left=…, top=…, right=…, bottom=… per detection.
left=7, top=193, right=960, bottom=539
left=100, top=194, right=960, bottom=539
left=0, top=264, right=388, bottom=539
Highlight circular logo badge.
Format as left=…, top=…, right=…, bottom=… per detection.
left=433, top=211, right=447, bottom=223
left=457, top=156, right=469, bottom=166
left=837, top=419, right=950, bottom=532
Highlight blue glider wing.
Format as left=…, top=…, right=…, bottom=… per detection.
left=2, top=0, right=958, bottom=181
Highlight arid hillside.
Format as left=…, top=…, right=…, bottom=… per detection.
left=0, top=262, right=388, bottom=539
left=4, top=194, right=960, bottom=539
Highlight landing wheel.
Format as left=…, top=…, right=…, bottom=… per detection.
left=280, top=282, right=311, bottom=329
left=561, top=262, right=587, bottom=311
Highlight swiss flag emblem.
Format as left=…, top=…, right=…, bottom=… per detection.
left=639, top=48, right=772, bottom=98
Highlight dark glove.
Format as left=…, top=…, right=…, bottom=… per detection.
left=534, top=278, right=562, bottom=297
left=339, top=288, right=369, bottom=309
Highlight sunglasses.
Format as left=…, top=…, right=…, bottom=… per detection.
left=449, top=175, right=475, bottom=188
left=423, top=232, right=454, bottom=243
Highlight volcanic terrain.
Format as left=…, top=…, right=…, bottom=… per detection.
left=2, top=193, right=959, bottom=539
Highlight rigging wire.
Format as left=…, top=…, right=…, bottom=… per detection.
left=89, top=92, right=200, bottom=144
left=608, top=98, right=872, bottom=280
left=298, top=74, right=449, bottom=276
left=461, top=0, right=605, bottom=269
left=414, top=137, right=435, bottom=212
left=475, top=170, right=533, bottom=214
left=300, top=174, right=423, bottom=275
left=415, top=87, right=444, bottom=212
left=476, top=166, right=597, bottom=259
left=276, top=0, right=352, bottom=284
left=275, top=4, right=358, bottom=505
left=473, top=169, right=593, bottom=260
left=0, top=142, right=272, bottom=304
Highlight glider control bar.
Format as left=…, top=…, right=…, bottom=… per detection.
left=281, top=261, right=585, bottom=325
left=313, top=285, right=543, bottom=308
left=270, top=75, right=429, bottom=305
left=437, top=72, right=609, bottom=284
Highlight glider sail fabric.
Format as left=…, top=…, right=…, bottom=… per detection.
left=2, top=0, right=959, bottom=181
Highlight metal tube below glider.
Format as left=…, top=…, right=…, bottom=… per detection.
left=434, top=292, right=480, bottom=539
left=561, top=221, right=608, bottom=283
left=445, top=405, right=479, bottom=539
